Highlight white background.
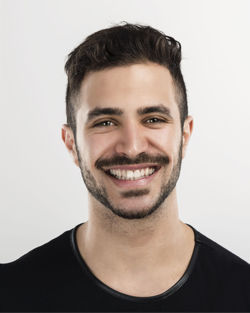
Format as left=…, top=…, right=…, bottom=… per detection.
left=0, top=0, right=249, bottom=263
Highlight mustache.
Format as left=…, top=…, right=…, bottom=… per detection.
left=95, top=153, right=169, bottom=169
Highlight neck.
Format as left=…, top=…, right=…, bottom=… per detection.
left=76, top=189, right=195, bottom=297
left=86, top=189, right=181, bottom=246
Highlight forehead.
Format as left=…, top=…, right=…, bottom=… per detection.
left=77, top=62, right=179, bottom=117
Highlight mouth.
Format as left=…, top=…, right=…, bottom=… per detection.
left=103, top=164, right=161, bottom=181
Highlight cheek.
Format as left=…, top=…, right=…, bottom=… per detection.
left=149, top=127, right=180, bottom=155
left=83, top=134, right=112, bottom=167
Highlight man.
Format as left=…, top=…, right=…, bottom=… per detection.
left=1, top=23, right=250, bottom=312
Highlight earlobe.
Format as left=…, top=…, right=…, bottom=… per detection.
left=61, top=124, right=79, bottom=167
left=182, top=116, right=194, bottom=159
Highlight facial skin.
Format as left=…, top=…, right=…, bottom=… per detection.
left=62, top=62, right=193, bottom=221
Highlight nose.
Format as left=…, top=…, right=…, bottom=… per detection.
left=114, top=121, right=149, bottom=158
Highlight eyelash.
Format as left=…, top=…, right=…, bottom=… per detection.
left=145, top=117, right=165, bottom=124
left=93, top=118, right=166, bottom=128
left=94, top=120, right=115, bottom=127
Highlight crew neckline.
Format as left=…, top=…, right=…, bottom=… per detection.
left=70, top=223, right=201, bottom=303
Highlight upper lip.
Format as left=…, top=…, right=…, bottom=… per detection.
left=102, top=163, right=161, bottom=171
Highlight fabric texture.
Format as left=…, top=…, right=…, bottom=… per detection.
left=0, top=224, right=250, bottom=312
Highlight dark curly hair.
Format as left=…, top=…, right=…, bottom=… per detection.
left=65, top=23, right=188, bottom=136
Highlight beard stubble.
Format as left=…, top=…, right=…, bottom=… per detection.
left=75, top=140, right=183, bottom=220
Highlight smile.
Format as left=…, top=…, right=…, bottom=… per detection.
left=104, top=165, right=161, bottom=181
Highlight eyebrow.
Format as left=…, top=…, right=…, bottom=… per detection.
left=86, top=104, right=173, bottom=123
left=137, top=105, right=173, bottom=119
left=87, top=107, right=123, bottom=122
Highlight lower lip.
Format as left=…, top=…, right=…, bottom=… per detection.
left=105, top=168, right=160, bottom=188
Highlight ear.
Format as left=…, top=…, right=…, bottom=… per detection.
left=61, top=124, right=79, bottom=167
left=181, top=116, right=194, bottom=159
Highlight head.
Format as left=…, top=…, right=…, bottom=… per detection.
left=62, top=23, right=193, bottom=220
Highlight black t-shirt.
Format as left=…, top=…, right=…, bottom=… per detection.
left=0, top=224, right=250, bottom=312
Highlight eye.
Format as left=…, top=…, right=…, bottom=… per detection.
left=145, top=117, right=165, bottom=124
left=93, top=120, right=115, bottom=127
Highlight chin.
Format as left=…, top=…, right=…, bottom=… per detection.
left=107, top=199, right=160, bottom=220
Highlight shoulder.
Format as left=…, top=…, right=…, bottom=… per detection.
left=191, top=225, right=250, bottom=285
left=0, top=226, right=83, bottom=311
left=0, top=227, right=75, bottom=287
left=187, top=225, right=250, bottom=311
left=196, top=227, right=249, bottom=264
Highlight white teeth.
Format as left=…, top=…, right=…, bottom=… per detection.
left=117, top=169, right=121, bottom=178
left=148, top=168, right=154, bottom=175
left=134, top=169, right=141, bottom=179
left=109, top=167, right=156, bottom=180
left=127, top=170, right=133, bottom=179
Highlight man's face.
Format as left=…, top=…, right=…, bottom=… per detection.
left=65, top=62, right=192, bottom=219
